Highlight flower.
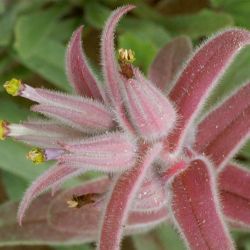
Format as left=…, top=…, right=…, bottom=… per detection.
left=2, top=5, right=250, bottom=250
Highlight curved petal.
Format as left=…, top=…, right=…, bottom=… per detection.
left=168, top=157, right=235, bottom=250
left=47, top=177, right=168, bottom=235
left=98, top=143, right=162, bottom=250
left=196, top=82, right=250, bottom=152
left=17, top=164, right=83, bottom=225
left=220, top=163, right=250, bottom=229
left=66, top=26, right=105, bottom=100
left=123, top=75, right=176, bottom=140
left=101, top=5, right=135, bottom=133
left=148, top=36, right=192, bottom=92
left=166, top=29, right=250, bottom=155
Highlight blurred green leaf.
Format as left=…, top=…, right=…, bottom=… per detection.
left=0, top=2, right=5, bottom=15
left=133, top=223, right=184, bottom=250
left=14, top=5, right=70, bottom=90
left=53, top=245, right=92, bottom=250
left=1, top=171, right=28, bottom=200
left=211, top=0, right=250, bottom=29
left=163, top=9, right=234, bottom=38
left=14, top=5, right=66, bottom=57
left=85, top=2, right=111, bottom=29
left=17, top=39, right=70, bottom=91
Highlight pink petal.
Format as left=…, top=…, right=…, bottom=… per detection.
left=14, top=120, right=83, bottom=148
left=66, top=26, right=105, bottom=100
left=148, top=36, right=192, bottom=92
left=98, top=143, right=162, bottom=250
left=31, top=102, right=113, bottom=133
left=134, top=174, right=167, bottom=212
left=196, top=82, right=250, bottom=152
left=101, top=5, right=134, bottom=105
left=123, top=75, right=176, bottom=140
left=48, top=177, right=168, bottom=235
left=63, top=132, right=135, bottom=154
left=202, top=106, right=250, bottom=169
left=0, top=193, right=95, bottom=245
left=17, top=164, right=84, bottom=225
left=219, top=163, right=250, bottom=228
left=168, top=157, right=234, bottom=250
left=167, top=29, right=250, bottom=154
left=101, top=5, right=135, bottom=133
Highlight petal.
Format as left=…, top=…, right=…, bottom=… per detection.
left=48, top=177, right=168, bottom=235
left=101, top=5, right=135, bottom=105
left=66, top=26, right=105, bottom=100
left=202, top=106, right=250, bottom=169
left=219, top=163, right=250, bottom=229
left=168, top=157, right=235, bottom=250
left=0, top=193, right=95, bottom=246
left=196, top=82, right=250, bottom=152
left=17, top=164, right=84, bottom=225
left=31, top=101, right=113, bottom=133
left=10, top=120, right=83, bottom=148
left=59, top=132, right=136, bottom=172
left=98, top=143, right=162, bottom=250
left=167, top=29, right=250, bottom=154
left=148, top=36, right=192, bottom=92
left=101, top=5, right=135, bottom=133
left=123, top=75, right=176, bottom=140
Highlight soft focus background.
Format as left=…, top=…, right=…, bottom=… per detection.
left=0, top=0, right=250, bottom=249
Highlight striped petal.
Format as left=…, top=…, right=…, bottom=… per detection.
left=196, top=82, right=250, bottom=152
left=59, top=132, right=136, bottom=172
left=98, top=143, right=162, bottom=250
left=168, top=157, right=234, bottom=250
left=166, top=29, right=250, bottom=154
left=123, top=74, right=176, bottom=140
left=66, top=26, right=104, bottom=100
left=220, top=163, right=250, bottom=229
left=17, top=164, right=83, bottom=225
left=48, top=177, right=168, bottom=235
left=148, top=36, right=192, bottom=92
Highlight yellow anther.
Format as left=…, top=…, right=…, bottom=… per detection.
left=0, top=120, right=9, bottom=140
left=67, top=199, right=79, bottom=208
left=26, top=148, right=45, bottom=164
left=118, top=48, right=135, bottom=64
left=3, top=78, right=23, bottom=96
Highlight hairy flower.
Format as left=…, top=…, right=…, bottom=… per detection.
left=2, top=5, right=250, bottom=250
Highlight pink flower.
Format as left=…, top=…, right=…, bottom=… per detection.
left=1, top=5, right=250, bottom=250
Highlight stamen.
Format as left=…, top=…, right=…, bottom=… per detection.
left=67, top=193, right=101, bottom=209
left=0, top=120, right=9, bottom=140
left=26, top=148, right=45, bottom=164
left=26, top=148, right=64, bottom=164
left=3, top=78, right=24, bottom=96
left=118, top=48, right=135, bottom=64
left=118, top=48, right=135, bottom=79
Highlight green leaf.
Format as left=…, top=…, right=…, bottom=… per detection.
left=14, top=5, right=66, bottom=58
left=211, top=0, right=250, bottom=29
left=1, top=171, right=28, bottom=200
left=133, top=223, right=185, bottom=250
left=85, top=2, right=111, bottom=29
left=17, top=39, right=70, bottom=91
left=163, top=9, right=234, bottom=38
left=53, top=245, right=92, bottom=250
left=14, top=5, right=70, bottom=90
